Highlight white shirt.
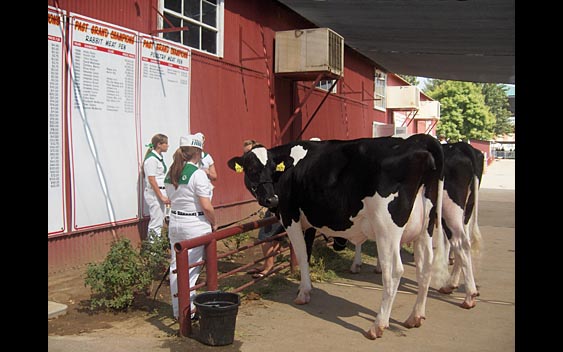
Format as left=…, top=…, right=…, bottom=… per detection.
left=165, top=162, right=212, bottom=213
left=199, top=152, right=214, bottom=170
left=143, top=150, right=166, bottom=188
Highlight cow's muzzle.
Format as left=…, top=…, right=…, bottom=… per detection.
left=263, top=194, right=279, bottom=209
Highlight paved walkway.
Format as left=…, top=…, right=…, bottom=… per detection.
left=49, top=158, right=515, bottom=352
left=481, top=159, right=515, bottom=190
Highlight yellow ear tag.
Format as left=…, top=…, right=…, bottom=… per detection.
left=276, top=161, right=285, bottom=172
left=235, top=162, right=244, bottom=173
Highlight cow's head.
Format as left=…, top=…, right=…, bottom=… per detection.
left=227, top=145, right=283, bottom=209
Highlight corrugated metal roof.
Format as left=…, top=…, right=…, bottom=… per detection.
left=277, top=0, right=515, bottom=84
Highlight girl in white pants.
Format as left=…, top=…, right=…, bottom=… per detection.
left=164, top=134, right=217, bottom=319
left=143, top=134, right=170, bottom=239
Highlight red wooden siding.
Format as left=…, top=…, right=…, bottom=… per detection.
left=48, top=0, right=429, bottom=272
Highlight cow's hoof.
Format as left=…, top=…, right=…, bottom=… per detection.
left=460, top=300, right=476, bottom=309
left=364, top=326, right=385, bottom=340
left=374, top=266, right=382, bottom=274
left=404, top=315, right=425, bottom=328
left=438, top=285, right=457, bottom=294
left=294, top=292, right=310, bottom=305
left=349, top=264, right=361, bottom=274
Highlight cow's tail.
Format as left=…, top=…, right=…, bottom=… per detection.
left=432, top=177, right=449, bottom=288
left=469, top=175, right=484, bottom=273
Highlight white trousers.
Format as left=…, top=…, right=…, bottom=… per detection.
left=168, top=213, right=211, bottom=319
left=144, top=188, right=166, bottom=238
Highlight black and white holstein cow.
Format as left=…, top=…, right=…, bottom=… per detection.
left=227, top=134, right=450, bottom=339
left=347, top=142, right=484, bottom=309
left=438, top=142, right=484, bottom=308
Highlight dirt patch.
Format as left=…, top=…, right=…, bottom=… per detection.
left=47, top=235, right=284, bottom=338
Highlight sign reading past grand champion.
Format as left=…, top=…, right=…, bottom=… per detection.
left=138, top=34, right=191, bottom=217
left=67, top=13, right=139, bottom=230
left=48, top=6, right=66, bottom=235
left=47, top=9, right=193, bottom=235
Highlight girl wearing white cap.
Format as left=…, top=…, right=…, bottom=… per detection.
left=194, top=132, right=217, bottom=200
left=142, top=134, right=170, bottom=240
left=194, top=132, right=217, bottom=182
left=164, top=133, right=217, bottom=320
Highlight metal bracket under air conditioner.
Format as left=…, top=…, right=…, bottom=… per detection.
left=278, top=73, right=338, bottom=143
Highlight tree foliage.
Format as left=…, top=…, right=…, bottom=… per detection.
left=399, top=75, right=419, bottom=86
left=425, top=80, right=502, bottom=141
left=481, top=83, right=514, bottom=136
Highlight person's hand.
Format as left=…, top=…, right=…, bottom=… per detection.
left=161, top=196, right=170, bottom=205
left=212, top=224, right=218, bottom=232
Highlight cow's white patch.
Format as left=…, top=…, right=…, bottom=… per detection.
left=252, top=147, right=268, bottom=166
left=298, top=191, right=406, bottom=246
left=289, top=145, right=308, bottom=166
left=401, top=188, right=432, bottom=244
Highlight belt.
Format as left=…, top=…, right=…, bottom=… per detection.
left=159, top=186, right=166, bottom=189
left=171, top=210, right=204, bottom=216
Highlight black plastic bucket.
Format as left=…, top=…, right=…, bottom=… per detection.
left=193, top=291, right=240, bottom=346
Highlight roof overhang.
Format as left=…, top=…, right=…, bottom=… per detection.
left=277, top=0, right=515, bottom=84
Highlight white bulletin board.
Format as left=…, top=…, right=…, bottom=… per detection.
left=48, top=6, right=67, bottom=235
left=67, top=13, right=140, bottom=230
left=138, top=34, right=191, bottom=216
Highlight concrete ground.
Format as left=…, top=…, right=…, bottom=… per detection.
left=48, top=158, right=515, bottom=352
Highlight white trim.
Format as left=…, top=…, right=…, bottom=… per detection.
left=158, top=0, right=224, bottom=57
left=374, top=69, right=387, bottom=111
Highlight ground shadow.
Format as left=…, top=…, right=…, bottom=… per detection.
left=258, top=278, right=416, bottom=338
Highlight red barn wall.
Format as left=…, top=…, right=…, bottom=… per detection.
left=47, top=0, right=408, bottom=271
left=470, top=139, right=494, bottom=167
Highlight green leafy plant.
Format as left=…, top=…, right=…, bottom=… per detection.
left=222, top=231, right=251, bottom=251
left=84, top=237, right=152, bottom=311
left=140, top=229, right=171, bottom=280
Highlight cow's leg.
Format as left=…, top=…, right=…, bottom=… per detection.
left=304, top=227, right=316, bottom=264
left=445, top=238, right=455, bottom=265
left=285, top=221, right=312, bottom=305
left=366, top=228, right=403, bottom=340
left=350, top=241, right=381, bottom=274
left=441, top=217, right=478, bottom=308
left=404, top=232, right=433, bottom=328
left=350, top=241, right=363, bottom=273
left=374, top=256, right=382, bottom=274
left=439, top=249, right=461, bottom=294
left=453, top=234, right=478, bottom=309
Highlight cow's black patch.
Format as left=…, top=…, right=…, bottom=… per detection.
left=228, top=134, right=444, bottom=234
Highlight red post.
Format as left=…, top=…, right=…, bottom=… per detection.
left=173, top=216, right=280, bottom=337
left=175, top=247, right=191, bottom=337
left=205, top=239, right=218, bottom=291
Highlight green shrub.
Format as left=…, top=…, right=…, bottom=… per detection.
left=84, top=237, right=152, bottom=311
left=140, top=229, right=171, bottom=280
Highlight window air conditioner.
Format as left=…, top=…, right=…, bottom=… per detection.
left=275, top=28, right=344, bottom=78
left=386, top=86, right=421, bottom=109
left=394, top=126, right=409, bottom=138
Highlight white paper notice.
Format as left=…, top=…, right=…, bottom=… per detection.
left=48, top=6, right=67, bottom=235
left=138, top=34, right=191, bottom=216
left=68, top=14, right=139, bottom=230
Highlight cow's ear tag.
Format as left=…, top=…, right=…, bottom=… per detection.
left=235, top=163, right=244, bottom=173
left=276, top=161, right=285, bottom=172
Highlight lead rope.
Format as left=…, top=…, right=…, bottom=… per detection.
left=217, top=206, right=265, bottom=230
